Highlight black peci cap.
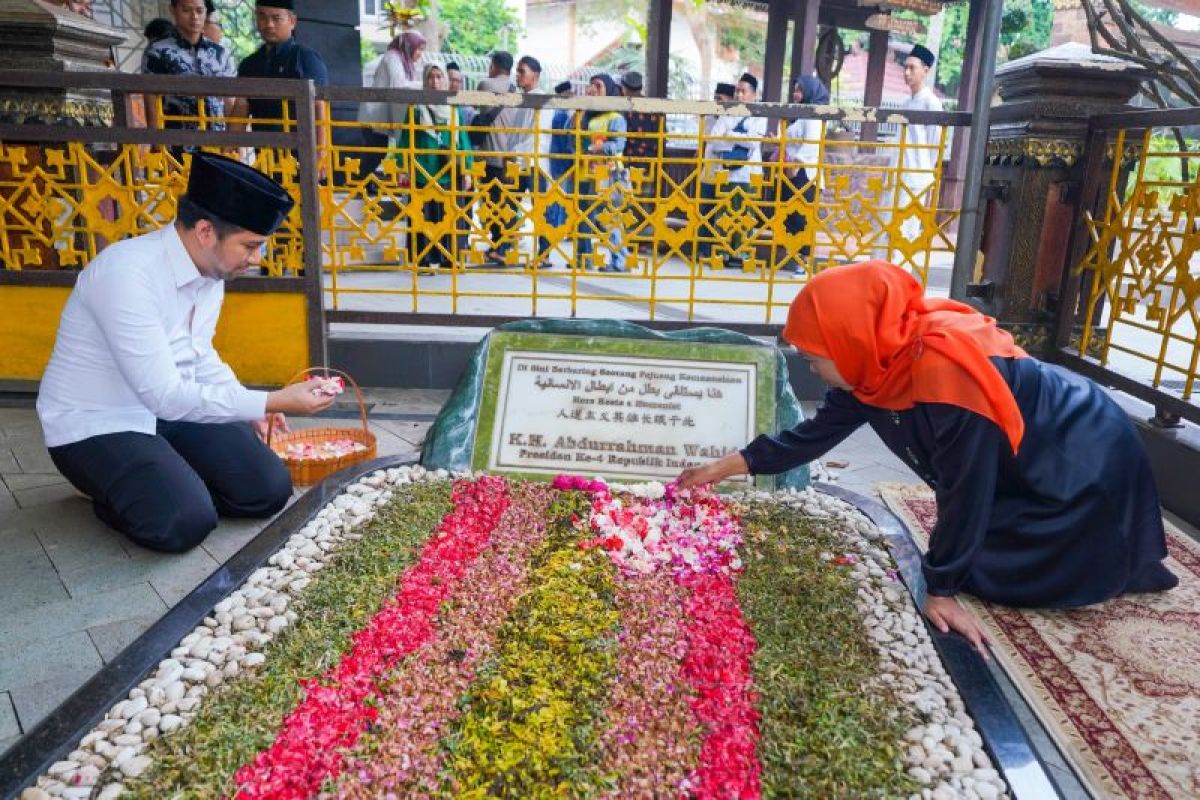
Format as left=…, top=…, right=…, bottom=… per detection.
left=908, top=44, right=935, bottom=68
left=185, top=153, right=294, bottom=236
left=255, top=0, right=295, bottom=9
left=714, top=82, right=735, bottom=99
left=554, top=80, right=573, bottom=95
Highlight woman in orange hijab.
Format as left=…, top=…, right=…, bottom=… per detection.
left=680, top=261, right=1176, bottom=656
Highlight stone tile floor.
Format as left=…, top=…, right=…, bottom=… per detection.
left=0, top=390, right=446, bottom=756
left=3, top=389, right=1189, bottom=800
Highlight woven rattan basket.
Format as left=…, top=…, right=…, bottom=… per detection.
left=267, top=368, right=378, bottom=486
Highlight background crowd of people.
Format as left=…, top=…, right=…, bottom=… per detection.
left=358, top=46, right=843, bottom=273
left=137, top=0, right=941, bottom=274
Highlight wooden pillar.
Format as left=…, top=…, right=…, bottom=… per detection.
left=945, top=0, right=984, bottom=209
left=791, top=0, right=821, bottom=82
left=762, top=0, right=790, bottom=103
left=860, top=29, right=889, bottom=142
left=645, top=0, right=673, bottom=98
left=975, top=45, right=1148, bottom=326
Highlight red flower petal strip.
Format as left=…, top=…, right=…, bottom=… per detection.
left=231, top=476, right=511, bottom=800
left=596, top=569, right=703, bottom=798
left=679, top=571, right=762, bottom=799
left=334, top=484, right=555, bottom=798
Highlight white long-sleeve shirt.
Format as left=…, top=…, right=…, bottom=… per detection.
left=722, top=115, right=769, bottom=184
left=900, top=86, right=944, bottom=175
left=37, top=225, right=267, bottom=447
left=784, top=117, right=822, bottom=170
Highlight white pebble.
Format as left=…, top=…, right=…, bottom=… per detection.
left=71, top=766, right=100, bottom=787
left=975, top=783, right=1000, bottom=800
left=907, top=767, right=933, bottom=784
left=119, top=696, right=147, bottom=719
left=119, top=755, right=153, bottom=778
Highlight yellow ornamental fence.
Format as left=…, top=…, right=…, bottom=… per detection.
left=1073, top=123, right=1200, bottom=404
left=314, top=89, right=964, bottom=326
left=1, top=75, right=968, bottom=328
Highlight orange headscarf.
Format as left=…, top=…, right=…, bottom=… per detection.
left=784, top=261, right=1028, bottom=453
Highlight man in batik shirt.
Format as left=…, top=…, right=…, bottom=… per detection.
left=141, top=0, right=236, bottom=132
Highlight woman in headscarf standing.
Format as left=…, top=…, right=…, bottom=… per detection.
left=361, top=30, right=427, bottom=126
left=397, top=63, right=473, bottom=269
left=778, top=76, right=829, bottom=273
left=574, top=74, right=629, bottom=273
left=679, top=261, right=1177, bottom=655
left=359, top=30, right=429, bottom=226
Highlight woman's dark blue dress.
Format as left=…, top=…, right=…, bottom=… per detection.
left=741, top=356, right=1173, bottom=608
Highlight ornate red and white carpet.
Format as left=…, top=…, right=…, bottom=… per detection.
left=878, top=483, right=1200, bottom=800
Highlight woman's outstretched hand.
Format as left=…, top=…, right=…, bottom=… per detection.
left=677, top=452, right=750, bottom=490
left=923, top=594, right=993, bottom=660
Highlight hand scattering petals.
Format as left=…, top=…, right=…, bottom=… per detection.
left=308, top=375, right=346, bottom=397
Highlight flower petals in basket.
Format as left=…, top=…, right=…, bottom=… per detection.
left=268, top=369, right=378, bottom=486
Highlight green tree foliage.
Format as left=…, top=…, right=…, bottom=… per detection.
left=437, top=0, right=523, bottom=55
left=213, top=0, right=261, bottom=61
left=1129, top=0, right=1178, bottom=25
left=595, top=40, right=646, bottom=74
left=928, top=0, right=1051, bottom=97
left=718, top=9, right=766, bottom=73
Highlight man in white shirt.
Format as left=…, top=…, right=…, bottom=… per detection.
left=697, top=82, right=736, bottom=265
left=37, top=153, right=335, bottom=553
left=718, top=73, right=769, bottom=270
left=897, top=44, right=944, bottom=248
left=485, top=55, right=553, bottom=268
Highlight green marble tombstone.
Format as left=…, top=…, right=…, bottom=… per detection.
left=422, top=319, right=810, bottom=490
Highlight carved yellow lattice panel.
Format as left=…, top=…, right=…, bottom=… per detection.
left=0, top=143, right=306, bottom=274
left=1076, top=130, right=1200, bottom=400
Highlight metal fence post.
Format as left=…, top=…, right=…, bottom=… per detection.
left=949, top=0, right=1006, bottom=301
left=292, top=79, right=328, bottom=369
